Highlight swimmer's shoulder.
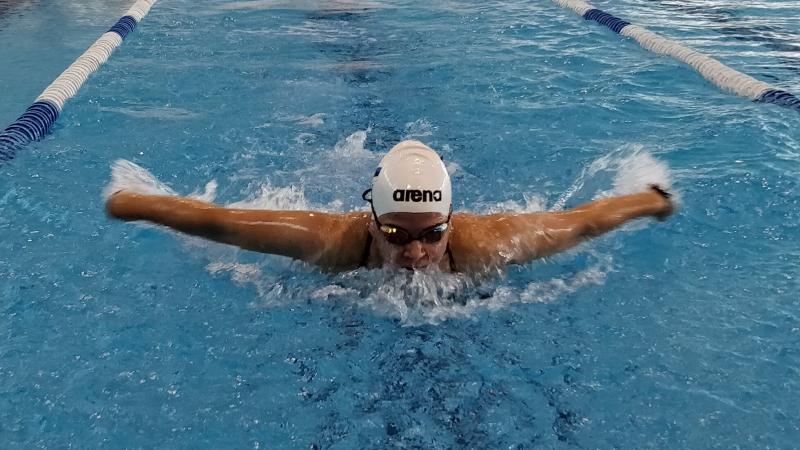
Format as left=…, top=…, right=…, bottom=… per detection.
left=449, top=213, right=506, bottom=272
left=313, top=211, right=371, bottom=270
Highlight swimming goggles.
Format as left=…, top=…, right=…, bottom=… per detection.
left=375, top=217, right=450, bottom=246
left=364, top=188, right=451, bottom=245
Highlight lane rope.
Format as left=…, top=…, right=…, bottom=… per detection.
left=552, top=0, right=800, bottom=112
left=0, top=0, right=158, bottom=164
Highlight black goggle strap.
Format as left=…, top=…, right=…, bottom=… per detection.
left=363, top=188, right=384, bottom=228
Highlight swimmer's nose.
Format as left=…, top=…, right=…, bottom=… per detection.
left=402, top=240, right=426, bottom=262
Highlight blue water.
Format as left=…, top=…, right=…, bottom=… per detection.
left=2, top=0, right=799, bottom=448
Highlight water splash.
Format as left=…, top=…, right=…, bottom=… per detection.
left=289, top=253, right=612, bottom=326
left=102, top=159, right=178, bottom=200
left=553, top=144, right=676, bottom=210
left=331, top=129, right=373, bottom=159
left=227, top=183, right=314, bottom=211
left=403, top=119, right=436, bottom=139
left=475, top=192, right=547, bottom=215
left=611, top=146, right=674, bottom=197
left=102, top=136, right=674, bottom=326
left=293, top=129, right=380, bottom=211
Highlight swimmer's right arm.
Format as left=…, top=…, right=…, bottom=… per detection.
left=105, top=191, right=362, bottom=266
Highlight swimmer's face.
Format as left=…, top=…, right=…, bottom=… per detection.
left=370, top=212, right=451, bottom=270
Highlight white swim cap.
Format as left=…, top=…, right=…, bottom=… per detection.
left=365, top=140, right=451, bottom=218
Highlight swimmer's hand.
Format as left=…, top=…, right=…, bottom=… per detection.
left=105, top=190, right=145, bottom=221
left=648, top=184, right=675, bottom=221
left=105, top=190, right=130, bottom=220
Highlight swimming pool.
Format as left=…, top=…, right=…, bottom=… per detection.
left=1, top=0, right=799, bottom=447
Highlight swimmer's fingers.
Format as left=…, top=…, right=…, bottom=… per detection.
left=105, top=190, right=164, bottom=221
left=105, top=190, right=137, bottom=220
left=648, top=184, right=675, bottom=221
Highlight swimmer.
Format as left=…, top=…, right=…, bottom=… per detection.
left=105, top=140, right=675, bottom=273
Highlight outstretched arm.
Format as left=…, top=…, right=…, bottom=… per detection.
left=512, top=186, right=674, bottom=261
left=451, top=186, right=674, bottom=271
left=106, top=191, right=365, bottom=267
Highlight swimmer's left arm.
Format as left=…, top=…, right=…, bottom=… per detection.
left=500, top=186, right=674, bottom=263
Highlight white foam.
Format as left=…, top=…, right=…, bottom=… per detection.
left=553, top=145, right=676, bottom=210
left=189, top=181, right=218, bottom=203
left=517, top=256, right=610, bottom=303
left=403, top=119, right=435, bottom=139
left=290, top=129, right=380, bottom=212
left=206, top=244, right=611, bottom=326
left=207, top=262, right=263, bottom=286
left=102, top=159, right=178, bottom=200
left=206, top=259, right=306, bottom=305
left=291, top=253, right=613, bottom=326
left=227, top=183, right=313, bottom=211
left=477, top=193, right=548, bottom=215
left=611, top=147, right=673, bottom=196
left=310, top=284, right=359, bottom=300
left=331, top=129, right=373, bottom=159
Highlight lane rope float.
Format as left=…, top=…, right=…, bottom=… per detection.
left=552, top=0, right=800, bottom=112
left=0, top=0, right=159, bottom=164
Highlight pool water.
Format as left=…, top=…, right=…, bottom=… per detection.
left=1, top=0, right=799, bottom=448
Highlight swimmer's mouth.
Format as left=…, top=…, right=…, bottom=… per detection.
left=401, top=263, right=430, bottom=271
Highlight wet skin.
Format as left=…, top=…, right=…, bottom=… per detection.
left=106, top=187, right=673, bottom=274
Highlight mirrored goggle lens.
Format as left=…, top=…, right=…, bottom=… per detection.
left=419, top=225, right=447, bottom=243
left=380, top=223, right=447, bottom=245
left=381, top=227, right=411, bottom=245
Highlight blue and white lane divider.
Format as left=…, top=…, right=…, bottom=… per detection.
left=0, top=0, right=158, bottom=164
left=552, top=0, right=800, bottom=112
